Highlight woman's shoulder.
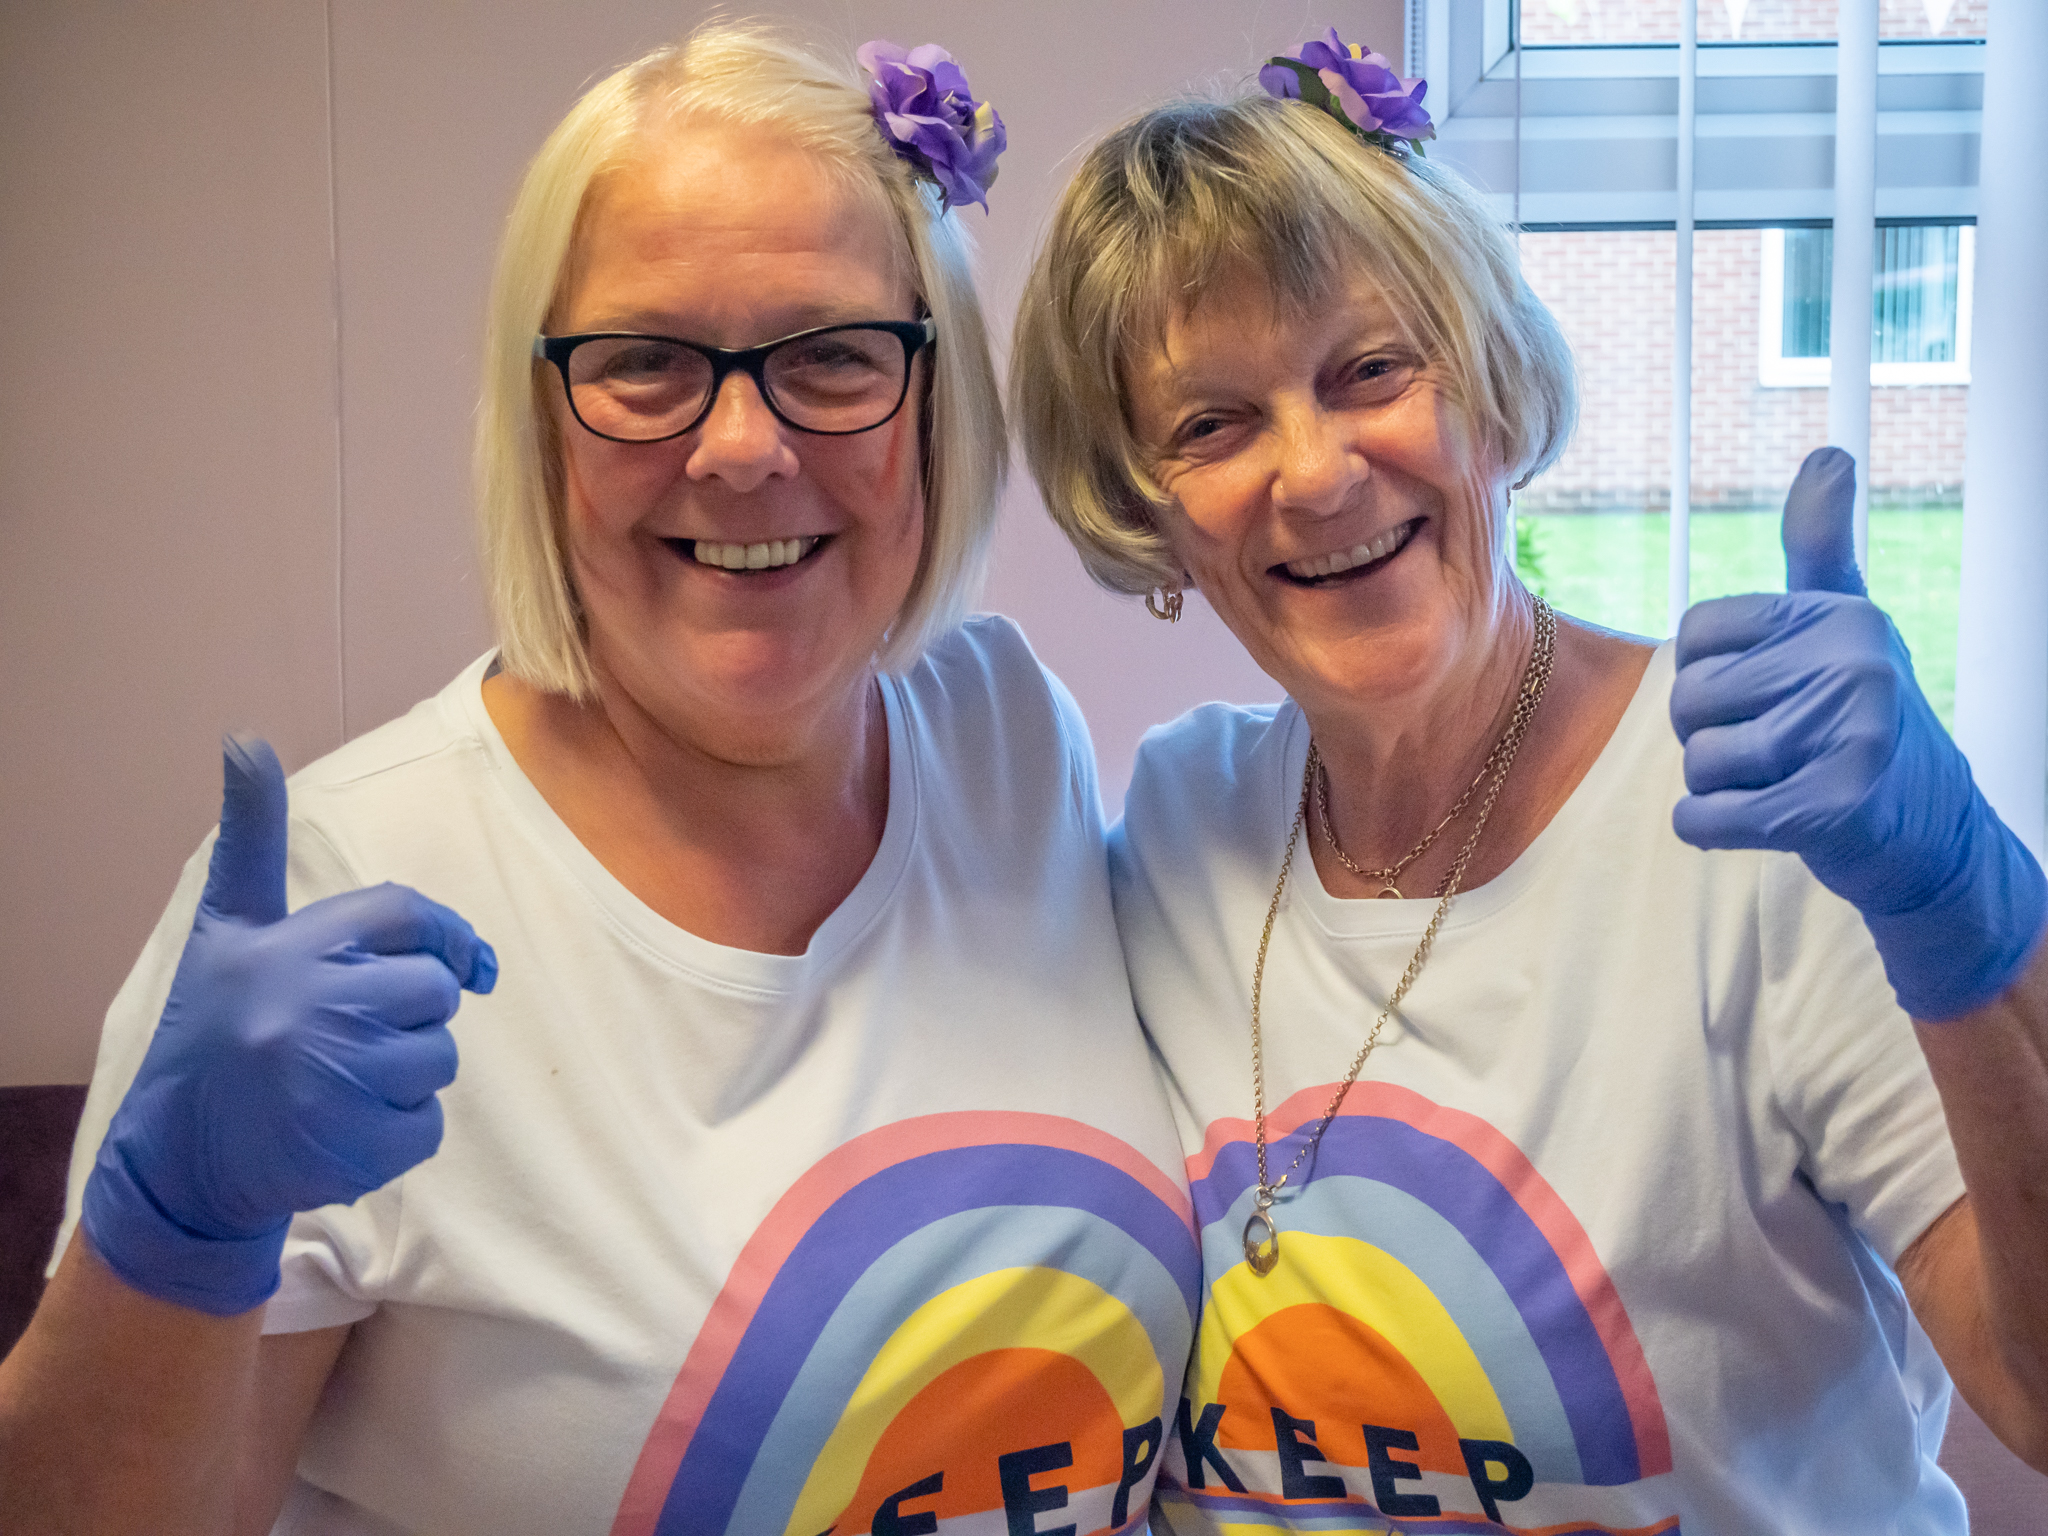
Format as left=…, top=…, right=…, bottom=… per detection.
left=1540, top=618, right=1673, bottom=787
left=1115, top=699, right=1297, bottom=896
left=1571, top=628, right=1677, bottom=785
left=279, top=654, right=502, bottom=862
left=908, top=612, right=1057, bottom=702
left=1126, top=698, right=1293, bottom=821
left=898, top=614, right=1099, bottom=798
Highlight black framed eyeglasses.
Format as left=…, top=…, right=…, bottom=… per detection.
left=533, top=318, right=936, bottom=443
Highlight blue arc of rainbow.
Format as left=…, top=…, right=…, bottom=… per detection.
left=738, top=1203, right=1192, bottom=1520
left=1202, top=1175, right=1588, bottom=1484
left=1186, top=1081, right=1672, bottom=1487
left=612, top=1112, right=1201, bottom=1536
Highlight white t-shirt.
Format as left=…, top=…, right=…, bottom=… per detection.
left=1112, top=644, right=1967, bottom=1536
left=58, top=616, right=1200, bottom=1536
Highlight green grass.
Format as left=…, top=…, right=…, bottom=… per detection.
left=1517, top=507, right=1962, bottom=725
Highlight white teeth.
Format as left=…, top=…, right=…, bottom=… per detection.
left=1284, top=521, right=1415, bottom=581
left=692, top=537, right=817, bottom=571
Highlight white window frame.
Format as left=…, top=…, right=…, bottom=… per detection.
left=1758, top=224, right=1975, bottom=388
left=1410, top=0, right=1984, bottom=229
left=1416, top=4, right=2043, bottom=845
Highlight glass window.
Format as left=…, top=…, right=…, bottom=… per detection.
left=1516, top=224, right=1967, bottom=722
left=1516, top=230, right=1675, bottom=640
left=1759, top=224, right=1974, bottom=387
left=1519, top=1, right=1680, bottom=47
left=1875, top=224, right=1965, bottom=366
left=1520, top=0, right=1985, bottom=47
left=1779, top=229, right=1833, bottom=360
left=1474, top=9, right=1978, bottom=722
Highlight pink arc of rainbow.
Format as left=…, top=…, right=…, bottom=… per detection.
left=1188, top=1079, right=1672, bottom=1479
left=610, top=1110, right=1194, bottom=1531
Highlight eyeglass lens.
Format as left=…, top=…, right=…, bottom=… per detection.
left=563, top=329, right=912, bottom=440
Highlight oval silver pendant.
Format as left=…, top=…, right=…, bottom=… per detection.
left=1242, top=1208, right=1280, bottom=1276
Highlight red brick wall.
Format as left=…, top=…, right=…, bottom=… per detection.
left=1521, top=0, right=1985, bottom=46
left=1517, top=228, right=1968, bottom=512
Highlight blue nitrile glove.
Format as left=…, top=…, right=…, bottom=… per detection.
left=80, top=737, right=497, bottom=1315
left=1669, top=447, right=2046, bottom=1021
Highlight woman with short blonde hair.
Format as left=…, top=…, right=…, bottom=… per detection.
left=1013, top=89, right=1573, bottom=600
left=1016, top=37, right=2048, bottom=1532
left=4, top=25, right=1198, bottom=1533
left=479, top=22, right=1006, bottom=695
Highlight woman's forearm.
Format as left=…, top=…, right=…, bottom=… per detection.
left=1911, top=940, right=2048, bottom=1464
left=0, top=1231, right=263, bottom=1535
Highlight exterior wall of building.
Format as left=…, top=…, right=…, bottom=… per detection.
left=1519, top=228, right=1969, bottom=513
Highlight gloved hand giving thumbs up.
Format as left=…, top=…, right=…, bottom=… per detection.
left=1669, top=447, right=2046, bottom=1022
left=80, top=738, right=498, bottom=1316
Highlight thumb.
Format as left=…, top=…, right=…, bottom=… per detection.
left=1781, top=446, right=1866, bottom=597
left=201, top=734, right=289, bottom=925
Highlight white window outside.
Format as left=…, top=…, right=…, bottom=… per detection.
left=1759, top=223, right=1974, bottom=387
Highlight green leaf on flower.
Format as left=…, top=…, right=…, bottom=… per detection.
left=1263, top=57, right=1363, bottom=135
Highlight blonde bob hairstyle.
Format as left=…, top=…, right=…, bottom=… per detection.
left=477, top=22, right=1005, bottom=697
left=1011, top=92, right=1576, bottom=597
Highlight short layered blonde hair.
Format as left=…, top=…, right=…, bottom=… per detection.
left=1011, top=93, right=1575, bottom=596
left=477, top=22, right=1005, bottom=697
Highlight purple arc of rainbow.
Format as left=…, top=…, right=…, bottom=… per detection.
left=1188, top=1081, right=1672, bottom=1485
left=612, top=1111, right=1200, bottom=1536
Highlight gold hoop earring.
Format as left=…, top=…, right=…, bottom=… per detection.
left=1145, top=586, right=1184, bottom=623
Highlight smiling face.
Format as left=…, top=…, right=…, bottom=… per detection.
left=1127, top=261, right=1515, bottom=720
left=546, top=123, right=926, bottom=760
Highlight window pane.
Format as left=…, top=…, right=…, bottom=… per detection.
left=1519, top=1, right=1677, bottom=46
left=1686, top=227, right=1963, bottom=722
left=1769, top=223, right=1968, bottom=372
left=1517, top=230, right=1675, bottom=639
left=1689, top=227, right=1824, bottom=622
left=1783, top=228, right=1831, bottom=358
left=1873, top=225, right=1958, bottom=365
left=1869, top=267, right=1968, bottom=722
left=1878, top=0, right=1986, bottom=39
left=1517, top=225, right=1966, bottom=723
left=1520, top=0, right=1984, bottom=45
left=1699, top=0, right=1833, bottom=42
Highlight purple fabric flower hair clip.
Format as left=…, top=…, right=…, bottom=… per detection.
left=1259, top=29, right=1434, bottom=156
left=857, top=40, right=1006, bottom=212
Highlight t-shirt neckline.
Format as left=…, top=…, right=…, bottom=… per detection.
left=1281, top=641, right=1674, bottom=939
left=448, top=652, right=919, bottom=996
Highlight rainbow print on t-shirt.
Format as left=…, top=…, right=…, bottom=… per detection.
left=1160, top=1081, right=1680, bottom=1536
left=611, top=1111, right=1202, bottom=1536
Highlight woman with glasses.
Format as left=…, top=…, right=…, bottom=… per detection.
left=1, top=25, right=1196, bottom=1534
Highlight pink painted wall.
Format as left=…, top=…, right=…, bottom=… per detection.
left=0, top=0, right=1401, bottom=1087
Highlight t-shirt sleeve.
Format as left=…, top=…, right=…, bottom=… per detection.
left=51, top=814, right=383, bottom=1333
left=52, top=836, right=217, bottom=1280
left=1039, top=660, right=1108, bottom=835
left=951, top=613, right=1108, bottom=835
left=266, top=1201, right=387, bottom=1333
left=1757, top=851, right=1965, bottom=1266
